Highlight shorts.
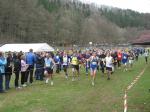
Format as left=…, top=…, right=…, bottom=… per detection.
left=63, top=65, right=68, bottom=72
left=106, top=67, right=112, bottom=71
left=122, top=60, right=128, bottom=65
left=45, top=67, right=53, bottom=74
left=114, top=61, right=117, bottom=66
left=72, top=65, right=79, bottom=71
left=122, top=62, right=127, bottom=65
left=129, top=60, right=133, bottom=64
left=90, top=65, right=97, bottom=71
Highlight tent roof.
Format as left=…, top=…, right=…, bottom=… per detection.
left=0, top=43, right=55, bottom=52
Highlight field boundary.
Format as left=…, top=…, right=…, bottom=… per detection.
left=123, top=67, right=146, bottom=112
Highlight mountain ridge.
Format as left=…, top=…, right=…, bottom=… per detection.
left=0, top=0, right=149, bottom=46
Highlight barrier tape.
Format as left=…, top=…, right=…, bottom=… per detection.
left=123, top=67, right=146, bottom=112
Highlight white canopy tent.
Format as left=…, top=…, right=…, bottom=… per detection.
left=0, top=43, right=55, bottom=52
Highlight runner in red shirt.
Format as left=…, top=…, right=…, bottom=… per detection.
left=117, top=51, right=122, bottom=69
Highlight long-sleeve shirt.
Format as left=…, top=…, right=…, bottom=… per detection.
left=21, top=60, right=28, bottom=72
left=14, top=58, right=21, bottom=72
left=26, top=52, right=35, bottom=65
left=0, top=57, right=7, bottom=74
left=35, top=54, right=45, bottom=68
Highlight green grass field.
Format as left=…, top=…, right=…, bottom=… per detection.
left=0, top=57, right=150, bottom=112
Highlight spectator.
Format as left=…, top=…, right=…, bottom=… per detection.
left=21, top=55, right=28, bottom=87
left=35, top=52, right=45, bottom=80
left=25, top=49, right=35, bottom=84
left=5, top=52, right=13, bottom=90
left=13, top=53, right=21, bottom=89
left=0, top=52, right=7, bottom=93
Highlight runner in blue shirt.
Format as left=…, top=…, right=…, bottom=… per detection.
left=54, top=52, right=61, bottom=74
left=44, top=53, right=55, bottom=86
left=122, top=51, right=128, bottom=71
left=89, top=52, right=99, bottom=86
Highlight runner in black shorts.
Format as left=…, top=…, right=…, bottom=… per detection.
left=62, top=52, right=70, bottom=79
left=71, top=52, right=80, bottom=81
left=105, top=52, right=113, bottom=80
left=44, top=53, right=55, bottom=85
left=106, top=67, right=112, bottom=72
left=45, top=67, right=53, bottom=74
left=72, top=65, right=79, bottom=71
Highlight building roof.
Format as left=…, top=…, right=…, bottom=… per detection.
left=132, top=31, right=150, bottom=45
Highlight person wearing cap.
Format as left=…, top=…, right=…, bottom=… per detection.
left=0, top=52, right=7, bottom=93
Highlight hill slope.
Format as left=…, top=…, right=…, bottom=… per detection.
left=0, top=0, right=150, bottom=46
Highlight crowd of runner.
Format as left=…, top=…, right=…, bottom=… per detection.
left=0, top=47, right=149, bottom=93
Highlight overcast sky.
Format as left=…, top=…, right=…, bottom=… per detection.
left=79, top=0, right=150, bottom=13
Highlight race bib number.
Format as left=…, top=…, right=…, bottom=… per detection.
left=63, top=57, right=67, bottom=62
left=92, top=62, right=97, bottom=65
left=45, top=63, right=50, bottom=67
left=123, top=56, right=127, bottom=59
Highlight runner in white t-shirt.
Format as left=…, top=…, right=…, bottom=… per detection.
left=105, top=52, right=113, bottom=80
left=62, top=52, right=70, bottom=79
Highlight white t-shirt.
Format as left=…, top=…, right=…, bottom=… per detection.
left=21, top=60, right=28, bottom=72
left=105, top=56, right=113, bottom=68
left=63, top=56, right=69, bottom=65
left=144, top=52, right=148, bottom=57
